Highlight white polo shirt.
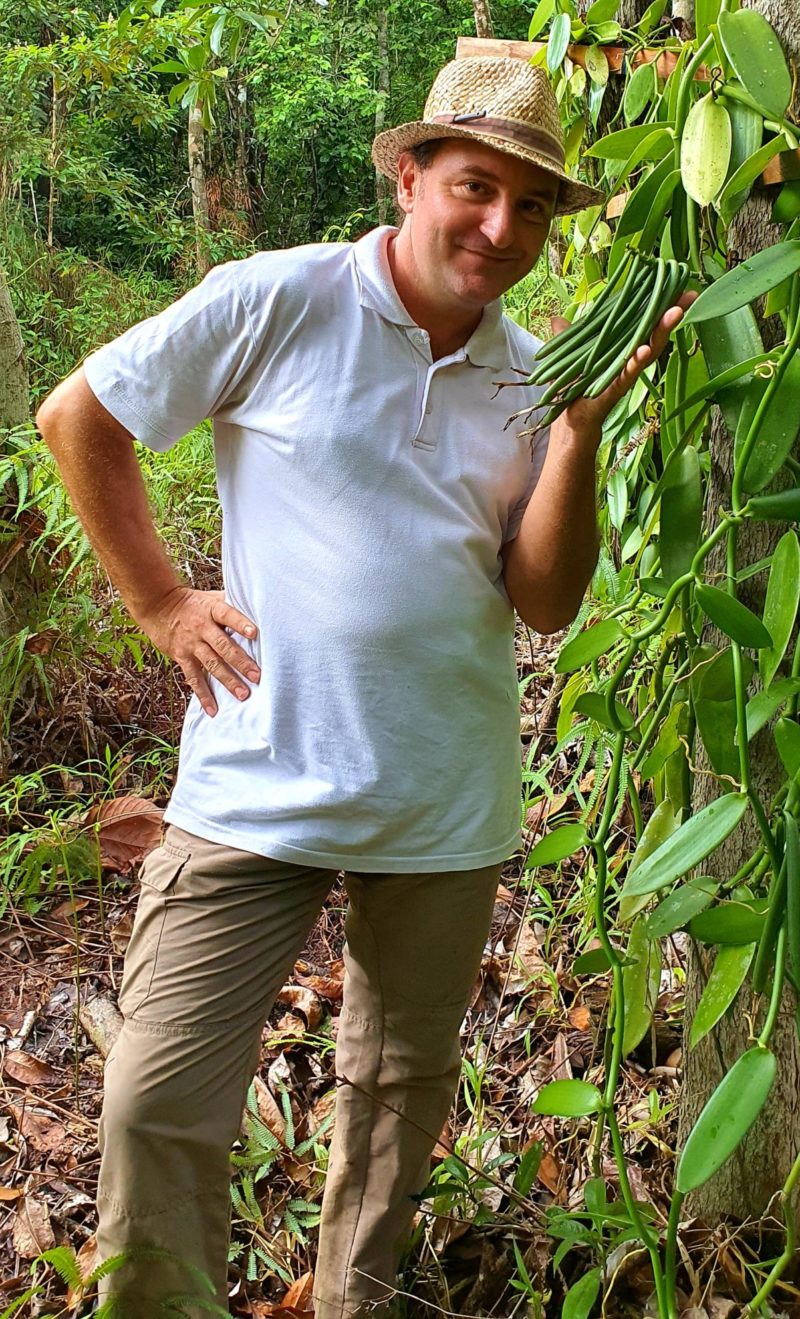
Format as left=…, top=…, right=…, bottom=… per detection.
left=83, top=225, right=550, bottom=872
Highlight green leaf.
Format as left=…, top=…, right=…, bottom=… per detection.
left=584, top=0, right=618, bottom=22
left=717, top=10, right=792, bottom=121
left=695, top=0, right=722, bottom=44
left=645, top=877, right=720, bottom=939
left=623, top=61, right=656, bottom=124
left=689, top=943, right=755, bottom=1048
left=533, top=1078, right=603, bottom=1117
left=683, top=242, right=800, bottom=326
left=773, top=181, right=800, bottom=225
left=718, top=137, right=783, bottom=225
left=513, top=1141, right=543, bottom=1195
left=676, top=1046, right=776, bottom=1191
left=529, top=0, right=557, bottom=39
left=621, top=915, right=661, bottom=1055
left=573, top=945, right=611, bottom=975
left=696, top=306, right=763, bottom=439
left=616, top=154, right=675, bottom=239
left=210, top=13, right=227, bottom=56
left=573, top=692, right=634, bottom=730
left=639, top=701, right=689, bottom=781
left=547, top=12, right=572, bottom=74
left=695, top=583, right=772, bottom=650
left=660, top=446, right=702, bottom=585
left=621, top=794, right=749, bottom=898
left=586, top=123, right=675, bottom=160
left=775, top=717, right=800, bottom=779
left=688, top=896, right=768, bottom=945
left=748, top=489, right=800, bottom=522
left=592, top=20, right=621, bottom=41
left=620, top=801, right=679, bottom=922
left=720, top=92, right=764, bottom=220
left=526, top=823, right=588, bottom=867
left=745, top=678, right=800, bottom=742
left=738, top=353, right=800, bottom=493
left=562, top=1267, right=602, bottom=1319
left=151, top=59, right=190, bottom=73
left=584, top=45, right=609, bottom=87
left=638, top=0, right=668, bottom=36
left=691, top=645, right=745, bottom=781
left=555, top=618, right=624, bottom=673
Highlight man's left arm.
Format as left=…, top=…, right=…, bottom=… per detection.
left=501, top=294, right=695, bottom=634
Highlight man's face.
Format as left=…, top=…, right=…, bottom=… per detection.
left=395, top=138, right=559, bottom=312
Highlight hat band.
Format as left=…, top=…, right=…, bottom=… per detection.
left=430, top=112, right=565, bottom=168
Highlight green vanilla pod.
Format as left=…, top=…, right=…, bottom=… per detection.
left=585, top=259, right=671, bottom=397
left=580, top=253, right=646, bottom=377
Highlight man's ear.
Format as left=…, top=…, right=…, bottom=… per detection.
left=395, top=151, right=420, bottom=216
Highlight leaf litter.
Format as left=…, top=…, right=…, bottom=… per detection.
left=0, top=620, right=753, bottom=1317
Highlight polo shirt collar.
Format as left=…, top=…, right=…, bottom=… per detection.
left=353, top=225, right=511, bottom=371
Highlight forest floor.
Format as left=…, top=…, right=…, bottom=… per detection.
left=0, top=616, right=787, bottom=1319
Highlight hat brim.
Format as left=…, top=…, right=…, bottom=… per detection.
left=372, top=121, right=604, bottom=217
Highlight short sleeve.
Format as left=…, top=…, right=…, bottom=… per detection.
left=82, top=261, right=255, bottom=452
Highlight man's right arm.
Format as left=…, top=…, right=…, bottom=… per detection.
left=36, top=368, right=260, bottom=717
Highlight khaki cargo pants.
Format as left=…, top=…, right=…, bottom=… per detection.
left=96, top=824, right=501, bottom=1317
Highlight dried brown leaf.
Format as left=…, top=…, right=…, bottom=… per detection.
left=568, top=1004, right=592, bottom=1031
left=3, top=1051, right=59, bottom=1086
left=12, top=1195, right=55, bottom=1258
left=110, top=911, right=135, bottom=955
left=0, top=1186, right=22, bottom=1201
left=85, top=795, right=164, bottom=872
left=9, top=1105, right=68, bottom=1154
left=276, top=985, right=323, bottom=1029
left=50, top=896, right=90, bottom=923
left=67, top=1235, right=100, bottom=1307
left=536, top=1151, right=563, bottom=1197
left=252, top=1074, right=288, bottom=1147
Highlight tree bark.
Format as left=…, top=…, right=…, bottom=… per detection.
left=0, top=256, right=37, bottom=762
left=676, top=0, right=800, bottom=1229
left=471, top=0, right=494, bottom=40
left=374, top=8, right=392, bottom=226
left=188, top=102, right=212, bottom=277
left=0, top=262, right=28, bottom=431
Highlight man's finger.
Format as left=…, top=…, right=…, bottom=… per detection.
left=205, top=626, right=260, bottom=683
left=550, top=314, right=571, bottom=336
left=210, top=598, right=258, bottom=640
left=195, top=641, right=251, bottom=702
left=183, top=658, right=218, bottom=717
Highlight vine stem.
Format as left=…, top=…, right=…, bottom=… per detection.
left=740, top=1143, right=800, bottom=1316
left=734, top=279, right=800, bottom=511
left=588, top=737, right=668, bottom=1307
left=664, top=1189, right=685, bottom=1319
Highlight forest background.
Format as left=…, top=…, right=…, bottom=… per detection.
left=4, top=0, right=800, bottom=1316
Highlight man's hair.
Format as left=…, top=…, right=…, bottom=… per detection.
left=406, top=139, right=446, bottom=170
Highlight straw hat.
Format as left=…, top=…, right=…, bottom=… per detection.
left=372, top=56, right=603, bottom=217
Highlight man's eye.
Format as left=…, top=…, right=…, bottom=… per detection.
left=462, top=181, right=486, bottom=193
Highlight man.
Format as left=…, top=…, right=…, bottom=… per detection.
left=37, top=54, right=690, bottom=1317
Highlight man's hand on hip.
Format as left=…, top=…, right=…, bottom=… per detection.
left=142, top=586, right=260, bottom=718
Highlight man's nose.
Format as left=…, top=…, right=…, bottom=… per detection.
left=479, top=198, right=516, bottom=248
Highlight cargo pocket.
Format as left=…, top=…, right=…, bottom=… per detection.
left=118, top=845, right=191, bottom=1019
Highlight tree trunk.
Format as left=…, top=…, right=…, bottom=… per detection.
left=471, top=0, right=494, bottom=40
left=0, top=256, right=38, bottom=764
left=374, top=8, right=392, bottom=226
left=0, top=262, right=28, bottom=430
left=676, top=0, right=800, bottom=1228
left=188, top=102, right=212, bottom=277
